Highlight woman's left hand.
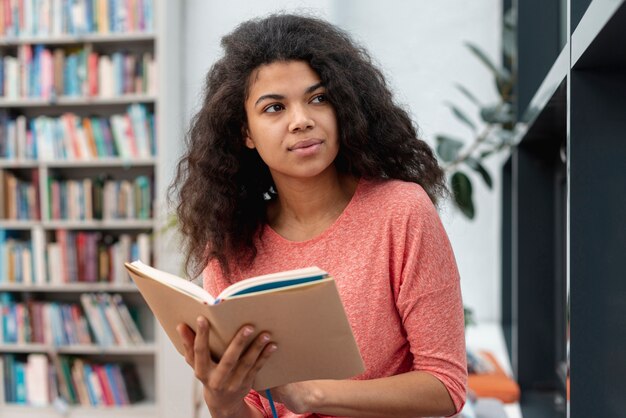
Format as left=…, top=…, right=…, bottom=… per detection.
left=264, top=380, right=322, bottom=414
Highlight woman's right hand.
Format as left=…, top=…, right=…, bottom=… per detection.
left=177, top=317, right=277, bottom=418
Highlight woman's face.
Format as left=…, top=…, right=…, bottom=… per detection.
left=243, top=60, right=339, bottom=184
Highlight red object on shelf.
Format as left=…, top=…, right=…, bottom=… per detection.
left=467, top=351, right=521, bottom=404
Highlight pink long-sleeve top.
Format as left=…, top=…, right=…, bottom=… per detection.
left=204, top=178, right=467, bottom=417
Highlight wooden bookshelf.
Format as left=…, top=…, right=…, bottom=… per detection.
left=0, top=0, right=179, bottom=414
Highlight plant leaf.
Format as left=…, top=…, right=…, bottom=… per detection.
left=436, top=135, right=465, bottom=162
left=465, top=157, right=493, bottom=189
left=445, top=102, right=476, bottom=131
left=451, top=171, right=475, bottom=219
left=465, top=42, right=512, bottom=95
left=455, top=83, right=482, bottom=107
left=480, top=103, right=513, bottom=124
left=465, top=42, right=498, bottom=75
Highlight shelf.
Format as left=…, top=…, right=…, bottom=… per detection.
left=0, top=160, right=39, bottom=169
left=0, top=32, right=156, bottom=46
left=42, top=220, right=154, bottom=230
left=0, top=282, right=138, bottom=292
left=0, top=343, right=156, bottom=355
left=515, top=42, right=569, bottom=147
left=0, top=158, right=156, bottom=169
left=0, top=220, right=40, bottom=229
left=0, top=403, right=157, bottom=418
left=42, top=158, right=157, bottom=168
left=0, top=94, right=157, bottom=108
left=572, top=0, right=626, bottom=68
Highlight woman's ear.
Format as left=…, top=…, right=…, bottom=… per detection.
left=242, top=125, right=255, bottom=149
left=244, top=135, right=256, bottom=149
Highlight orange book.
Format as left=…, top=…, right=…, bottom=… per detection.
left=468, top=351, right=521, bottom=403
left=82, top=118, right=99, bottom=157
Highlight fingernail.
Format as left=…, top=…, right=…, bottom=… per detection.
left=243, top=326, right=254, bottom=336
left=197, top=317, right=206, bottom=328
left=268, top=344, right=278, bottom=352
left=261, top=334, right=270, bottom=342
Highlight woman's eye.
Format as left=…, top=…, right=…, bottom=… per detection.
left=311, top=94, right=327, bottom=104
left=264, top=104, right=284, bottom=113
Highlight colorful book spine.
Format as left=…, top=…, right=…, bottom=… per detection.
left=0, top=0, right=154, bottom=37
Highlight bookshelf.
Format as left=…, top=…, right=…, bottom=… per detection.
left=0, top=1, right=182, bottom=416
left=502, top=0, right=626, bottom=416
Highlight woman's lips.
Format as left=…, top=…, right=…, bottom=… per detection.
left=288, top=139, right=324, bottom=155
left=289, top=139, right=323, bottom=150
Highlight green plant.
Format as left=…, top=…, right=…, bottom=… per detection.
left=464, top=306, right=476, bottom=329
left=435, top=8, right=518, bottom=219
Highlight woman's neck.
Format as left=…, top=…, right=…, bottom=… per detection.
left=268, top=171, right=359, bottom=242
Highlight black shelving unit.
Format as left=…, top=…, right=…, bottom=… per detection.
left=502, top=0, right=626, bottom=417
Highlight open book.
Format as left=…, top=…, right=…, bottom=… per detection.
left=124, top=261, right=365, bottom=390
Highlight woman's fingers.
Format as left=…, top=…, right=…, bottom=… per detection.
left=240, top=340, right=278, bottom=388
left=177, top=320, right=276, bottom=393
left=209, top=324, right=258, bottom=388
left=177, top=323, right=196, bottom=367
left=227, top=332, right=274, bottom=387
left=193, top=316, right=213, bottom=385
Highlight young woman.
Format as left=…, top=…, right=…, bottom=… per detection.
left=172, top=14, right=467, bottom=418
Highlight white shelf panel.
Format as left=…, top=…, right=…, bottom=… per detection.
left=0, top=94, right=157, bottom=108
left=43, top=158, right=157, bottom=168
left=0, top=220, right=39, bottom=229
left=0, top=160, right=39, bottom=168
left=1, top=158, right=156, bottom=169
left=0, top=403, right=157, bottom=418
left=0, top=343, right=156, bottom=355
left=0, top=282, right=138, bottom=292
left=43, top=220, right=155, bottom=230
left=0, top=32, right=156, bottom=46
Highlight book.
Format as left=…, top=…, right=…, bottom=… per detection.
left=124, top=260, right=365, bottom=390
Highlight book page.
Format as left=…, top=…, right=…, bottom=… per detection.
left=217, top=266, right=328, bottom=300
left=128, top=260, right=215, bottom=303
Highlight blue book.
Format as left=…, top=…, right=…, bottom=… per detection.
left=144, top=0, right=154, bottom=32
left=85, top=0, right=94, bottom=33
left=0, top=229, right=7, bottom=282
left=3, top=354, right=16, bottom=402
left=82, top=363, right=97, bottom=405
left=104, top=364, right=123, bottom=405
left=33, top=46, right=45, bottom=98
left=14, top=361, right=27, bottom=404
left=0, top=58, right=4, bottom=99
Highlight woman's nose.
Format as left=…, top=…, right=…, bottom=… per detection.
left=288, top=105, right=315, bottom=132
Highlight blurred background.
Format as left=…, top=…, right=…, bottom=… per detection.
left=3, top=0, right=625, bottom=417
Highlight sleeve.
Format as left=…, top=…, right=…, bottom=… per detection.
left=393, top=190, right=468, bottom=415
left=244, top=390, right=267, bottom=416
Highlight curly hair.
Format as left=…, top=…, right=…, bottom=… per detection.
left=171, top=13, right=447, bottom=278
